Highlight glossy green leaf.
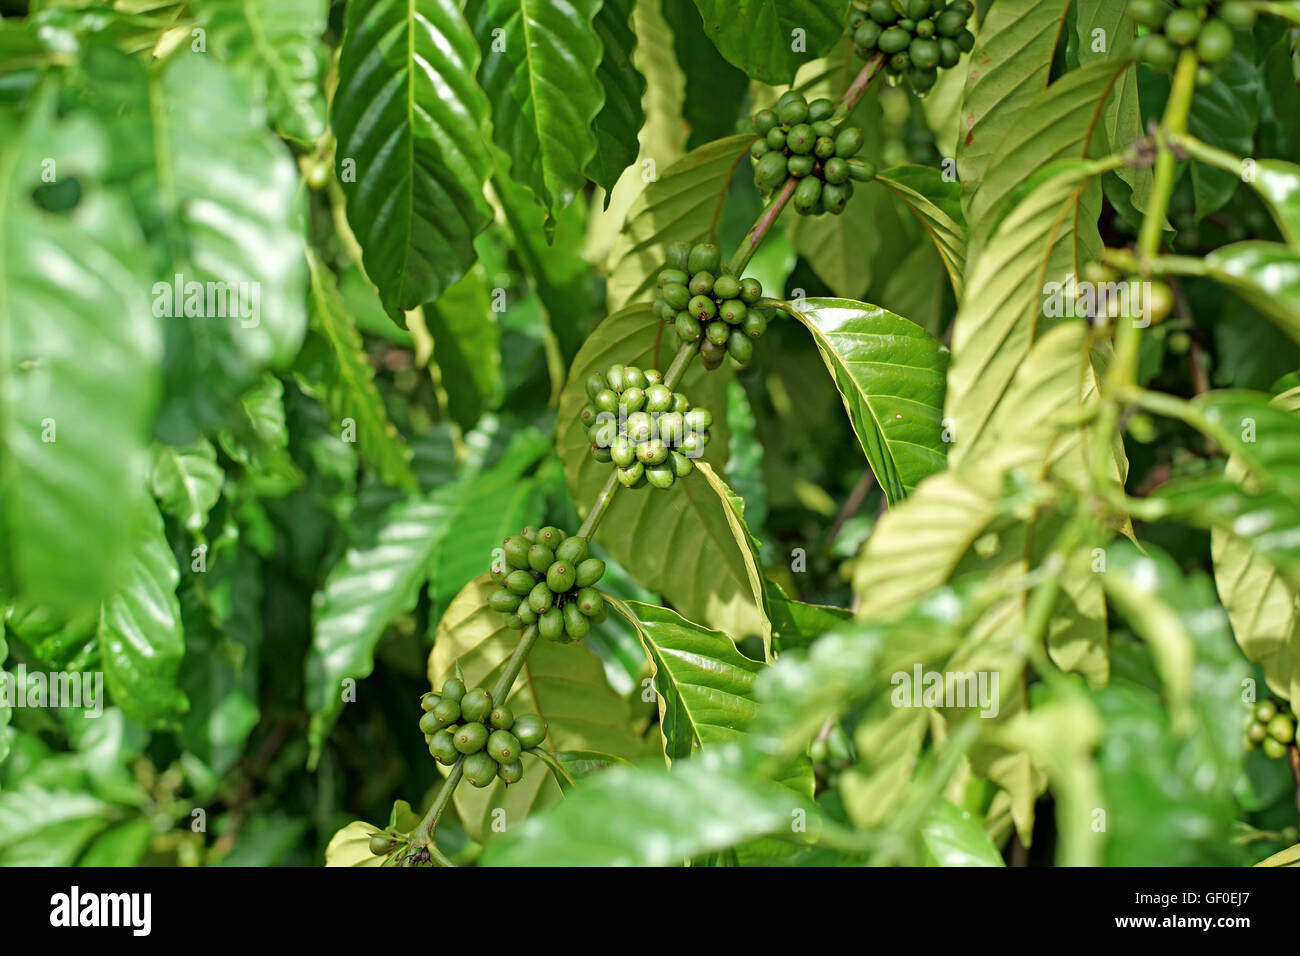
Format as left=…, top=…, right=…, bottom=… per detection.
left=945, top=160, right=1110, bottom=458
left=306, top=492, right=453, bottom=756
left=558, top=305, right=770, bottom=640
left=921, top=799, right=1004, bottom=867
left=787, top=298, right=949, bottom=505
left=480, top=746, right=815, bottom=865
left=78, top=819, right=154, bottom=866
left=767, top=582, right=851, bottom=651
left=611, top=598, right=762, bottom=763
left=1210, top=388, right=1300, bottom=703
left=689, top=0, right=849, bottom=84
left=178, top=547, right=262, bottom=777
left=150, top=440, right=223, bottom=534
left=1185, top=46, right=1258, bottom=220
left=605, top=134, right=751, bottom=311
left=426, top=265, right=502, bottom=432
left=588, top=0, right=646, bottom=195
left=877, top=164, right=967, bottom=297
left=1202, top=242, right=1300, bottom=344
left=965, top=59, right=1125, bottom=260
left=956, top=0, right=1070, bottom=189
left=99, top=503, right=188, bottom=730
left=0, top=783, right=111, bottom=865
left=428, top=575, right=640, bottom=842
left=1075, top=0, right=1150, bottom=214
left=324, top=820, right=386, bottom=867
left=195, top=0, right=328, bottom=144
left=0, top=101, right=159, bottom=612
left=662, top=0, right=748, bottom=149
left=73, top=48, right=307, bottom=439
left=471, top=0, right=604, bottom=221
left=303, top=253, right=415, bottom=489
left=1179, top=140, right=1300, bottom=250
left=333, top=0, right=493, bottom=313
left=1101, top=542, right=1196, bottom=735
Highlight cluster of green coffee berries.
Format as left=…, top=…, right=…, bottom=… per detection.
left=1130, top=0, right=1253, bottom=84
left=850, top=0, right=975, bottom=93
left=652, top=240, right=772, bottom=368
left=419, top=677, right=550, bottom=787
left=490, top=525, right=607, bottom=641
left=1244, top=699, right=1297, bottom=760
left=810, top=723, right=855, bottom=786
left=583, top=364, right=714, bottom=488
left=750, top=93, right=874, bottom=218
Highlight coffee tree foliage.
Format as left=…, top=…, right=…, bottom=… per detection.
left=0, top=0, right=1299, bottom=868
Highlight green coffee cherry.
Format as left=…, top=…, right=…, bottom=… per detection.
left=1197, top=19, right=1233, bottom=64
left=528, top=581, right=554, bottom=614
left=713, top=274, right=741, bottom=300
left=618, top=462, right=645, bottom=487
left=528, top=544, right=555, bottom=573
left=556, top=536, right=588, bottom=565
left=563, top=602, right=591, bottom=640
left=878, top=27, right=910, bottom=54
left=575, top=557, right=606, bottom=587
left=855, top=20, right=882, bottom=49
left=645, top=384, right=674, bottom=413
left=370, top=834, right=397, bottom=856
left=497, top=760, right=524, bottom=784
left=754, top=151, right=789, bottom=193
left=489, top=588, right=521, bottom=613
left=1164, top=9, right=1202, bottom=45
left=689, top=271, right=714, bottom=296
left=690, top=294, right=717, bottom=321
left=688, top=242, right=721, bottom=274
left=461, top=688, right=494, bottom=723
left=956, top=29, right=974, bottom=53
left=847, top=159, right=877, bottom=182
left=752, top=108, right=778, bottom=135
left=429, top=730, right=459, bottom=764
left=740, top=277, right=762, bottom=304
left=868, top=0, right=898, bottom=24
left=743, top=309, right=768, bottom=339
left=808, top=97, right=835, bottom=122
left=666, top=240, right=692, bottom=271
left=1256, top=700, right=1278, bottom=723
left=463, top=751, right=499, bottom=787
left=1263, top=737, right=1287, bottom=759
left=1268, top=714, right=1295, bottom=744
left=441, top=678, right=466, bottom=702
left=1248, top=721, right=1268, bottom=742
left=787, top=154, right=815, bottom=178
left=575, top=587, right=605, bottom=618
left=540, top=605, right=565, bottom=640
left=669, top=450, right=694, bottom=478
left=503, top=535, right=530, bottom=569
left=516, top=603, right=538, bottom=627
left=506, top=569, right=536, bottom=596
left=705, top=321, right=730, bottom=345
left=490, top=705, right=515, bottom=730
left=1218, top=2, right=1256, bottom=28
left=421, top=692, right=441, bottom=712
left=488, top=729, right=522, bottom=764
left=547, top=561, right=576, bottom=593
left=611, top=435, right=636, bottom=467
left=728, top=330, right=754, bottom=363
left=514, top=714, right=548, bottom=749
left=778, top=98, right=809, bottom=125
left=646, top=462, right=676, bottom=489
left=835, top=127, right=865, bottom=158
left=787, top=124, right=814, bottom=155
left=675, top=311, right=701, bottom=342
left=454, top=721, right=489, bottom=754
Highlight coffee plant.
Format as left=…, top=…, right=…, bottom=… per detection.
left=1, top=0, right=1299, bottom=872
